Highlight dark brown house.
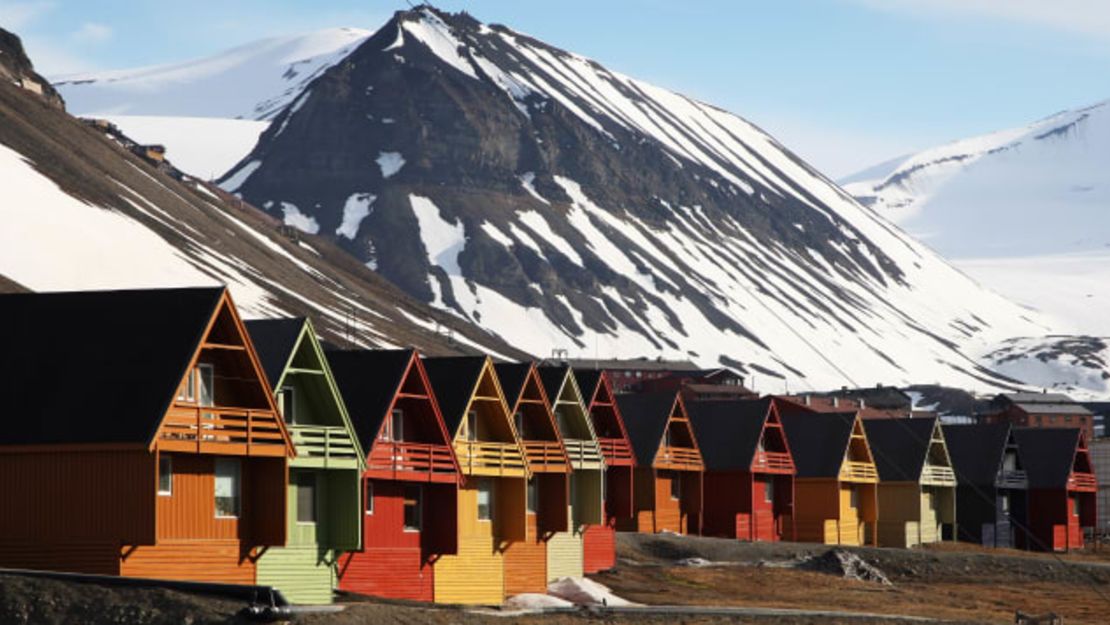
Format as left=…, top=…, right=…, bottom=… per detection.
left=982, top=393, right=1094, bottom=442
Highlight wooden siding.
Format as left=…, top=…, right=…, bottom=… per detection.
left=256, top=545, right=335, bottom=605
left=582, top=524, right=616, bottom=574
left=434, top=485, right=504, bottom=605
left=503, top=512, right=547, bottom=595
left=121, top=540, right=254, bottom=584
left=0, top=541, right=120, bottom=575
left=546, top=528, right=582, bottom=582
left=791, top=479, right=876, bottom=546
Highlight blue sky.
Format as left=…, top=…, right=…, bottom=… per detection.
left=3, top=0, right=1109, bottom=177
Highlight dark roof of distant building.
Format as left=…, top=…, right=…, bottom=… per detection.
left=563, top=357, right=701, bottom=372
left=997, top=392, right=1092, bottom=416
left=687, top=399, right=772, bottom=471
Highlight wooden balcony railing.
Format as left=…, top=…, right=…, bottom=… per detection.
left=840, top=461, right=878, bottom=482
left=366, top=440, right=456, bottom=477
left=751, top=451, right=793, bottom=473
left=996, top=470, right=1028, bottom=490
left=454, top=440, right=526, bottom=475
left=1069, top=473, right=1097, bottom=491
left=290, top=425, right=359, bottom=468
left=563, top=439, right=604, bottom=468
left=159, top=405, right=286, bottom=456
left=921, top=465, right=956, bottom=485
left=656, top=445, right=702, bottom=470
left=599, top=438, right=635, bottom=465
left=521, top=440, right=569, bottom=471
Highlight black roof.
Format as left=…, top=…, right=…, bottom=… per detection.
left=944, top=423, right=1012, bottom=485
left=326, top=349, right=414, bottom=452
left=494, top=362, right=533, bottom=408
left=244, top=317, right=306, bottom=390
left=0, top=287, right=223, bottom=446
left=862, top=418, right=937, bottom=482
left=423, top=356, right=488, bottom=434
left=780, top=411, right=857, bottom=478
left=1013, top=427, right=1083, bottom=489
left=616, top=391, right=678, bottom=466
left=537, top=365, right=570, bottom=406
left=686, top=399, right=771, bottom=471
left=574, top=369, right=603, bottom=405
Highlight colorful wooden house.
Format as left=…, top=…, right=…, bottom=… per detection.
left=574, top=369, right=635, bottom=574
left=863, top=418, right=956, bottom=548
left=245, top=318, right=364, bottom=604
left=615, top=391, right=704, bottom=535
left=687, top=398, right=795, bottom=542
left=423, top=356, right=528, bottom=605
left=495, top=363, right=570, bottom=595
left=538, top=365, right=604, bottom=582
left=780, top=410, right=878, bottom=546
left=1013, top=427, right=1097, bottom=551
left=945, top=423, right=1028, bottom=548
left=0, top=288, right=293, bottom=583
left=327, top=349, right=460, bottom=601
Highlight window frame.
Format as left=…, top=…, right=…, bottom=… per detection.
left=197, top=363, right=215, bottom=408
left=158, top=456, right=173, bottom=496
left=279, top=386, right=296, bottom=425
left=669, top=474, right=681, bottom=501
left=391, top=408, right=404, bottom=442
left=763, top=478, right=774, bottom=504
left=403, top=485, right=423, bottom=532
left=476, top=478, right=493, bottom=521
left=365, top=481, right=374, bottom=515
left=295, top=472, right=317, bottom=525
left=466, top=410, right=479, bottom=441
left=214, top=458, right=241, bottom=519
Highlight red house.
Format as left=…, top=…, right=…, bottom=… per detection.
left=327, top=349, right=460, bottom=601
left=1013, top=427, right=1097, bottom=552
left=687, top=398, right=795, bottom=541
left=574, top=370, right=635, bottom=573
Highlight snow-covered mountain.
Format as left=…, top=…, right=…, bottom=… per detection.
left=213, top=7, right=1058, bottom=393
left=0, top=27, right=521, bottom=361
left=843, top=101, right=1110, bottom=259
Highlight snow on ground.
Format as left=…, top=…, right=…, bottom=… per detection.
left=102, top=115, right=269, bottom=180
left=337, top=192, right=375, bottom=239
left=547, top=578, right=638, bottom=607
left=280, top=202, right=320, bottom=234
left=502, top=594, right=574, bottom=610
left=219, top=159, right=261, bottom=193
left=410, top=195, right=466, bottom=275
left=981, top=335, right=1110, bottom=399
left=401, top=11, right=479, bottom=79
left=376, top=151, right=405, bottom=178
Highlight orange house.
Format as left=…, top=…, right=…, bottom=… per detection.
left=616, top=391, right=704, bottom=534
left=0, top=287, right=293, bottom=583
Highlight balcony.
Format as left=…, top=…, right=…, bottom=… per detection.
left=656, top=445, right=702, bottom=471
left=159, top=405, right=286, bottom=457
left=599, top=438, right=635, bottom=466
left=921, top=465, right=956, bottom=486
left=1068, top=472, right=1097, bottom=491
left=366, top=440, right=457, bottom=482
left=996, top=470, right=1028, bottom=490
left=454, top=440, right=527, bottom=476
left=563, top=439, right=605, bottom=469
left=751, top=451, right=794, bottom=474
left=521, top=440, right=569, bottom=472
left=290, top=425, right=360, bottom=469
left=840, top=461, right=878, bottom=482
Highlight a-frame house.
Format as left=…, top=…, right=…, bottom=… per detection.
left=863, top=418, right=956, bottom=548
left=945, top=423, right=1028, bottom=548
left=537, top=365, right=604, bottom=582
left=423, top=356, right=528, bottom=605
left=574, top=369, right=635, bottom=574
left=0, top=288, right=294, bottom=583
left=780, top=408, right=878, bottom=546
left=1014, top=427, right=1097, bottom=551
left=495, top=362, right=570, bottom=595
left=327, top=349, right=460, bottom=602
left=245, top=318, right=365, bottom=604
left=687, top=398, right=796, bottom=542
left=616, top=391, right=704, bottom=535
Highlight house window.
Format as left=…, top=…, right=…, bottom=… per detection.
left=365, top=482, right=374, bottom=515
left=1000, top=494, right=1010, bottom=514
left=514, top=411, right=524, bottom=438
left=178, top=368, right=196, bottom=402
left=296, top=472, right=317, bottom=524
left=197, top=364, right=215, bottom=407
left=404, top=485, right=423, bottom=531
left=526, top=478, right=538, bottom=514
left=477, top=478, right=493, bottom=521
left=1073, top=495, right=1081, bottom=518
left=467, top=410, right=479, bottom=441
left=382, top=409, right=403, bottom=441
left=764, top=478, right=774, bottom=504
left=849, top=486, right=859, bottom=509
left=158, top=456, right=173, bottom=496
left=670, top=475, right=681, bottom=501
left=278, top=387, right=296, bottom=424
left=214, top=458, right=241, bottom=518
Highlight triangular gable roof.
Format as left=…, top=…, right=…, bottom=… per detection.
left=687, top=398, right=774, bottom=471
left=495, top=362, right=536, bottom=410
left=616, top=391, right=701, bottom=467
left=863, top=418, right=939, bottom=482
left=1013, top=427, right=1087, bottom=489
left=327, top=349, right=420, bottom=452
left=781, top=411, right=858, bottom=478
left=422, top=356, right=491, bottom=435
left=575, top=369, right=632, bottom=441
left=0, top=287, right=286, bottom=449
left=944, top=423, right=1012, bottom=486
left=538, top=365, right=599, bottom=440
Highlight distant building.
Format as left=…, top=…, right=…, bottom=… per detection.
left=636, top=368, right=757, bottom=401
left=562, top=357, right=702, bottom=393
left=1090, top=438, right=1110, bottom=535
left=779, top=385, right=916, bottom=419
left=980, top=392, right=1095, bottom=442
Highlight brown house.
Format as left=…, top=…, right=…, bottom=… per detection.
left=0, top=287, right=293, bottom=583
left=982, top=393, right=1095, bottom=442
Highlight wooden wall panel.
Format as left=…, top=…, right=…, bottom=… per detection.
left=434, top=486, right=504, bottom=605
left=246, top=457, right=287, bottom=547
left=702, top=471, right=745, bottom=539
left=156, top=454, right=237, bottom=541
left=581, top=524, right=615, bottom=574
left=503, top=512, right=546, bottom=595
left=0, top=541, right=119, bottom=575
left=121, top=539, right=254, bottom=584
left=652, top=471, right=684, bottom=534
left=337, top=547, right=433, bottom=601
left=256, top=544, right=335, bottom=605
left=0, top=450, right=154, bottom=545
left=546, top=526, right=582, bottom=582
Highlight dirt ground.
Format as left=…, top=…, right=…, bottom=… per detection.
left=2, top=535, right=1108, bottom=624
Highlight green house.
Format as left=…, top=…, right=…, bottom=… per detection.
left=245, top=318, right=365, bottom=604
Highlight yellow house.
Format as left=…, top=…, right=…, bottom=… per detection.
left=864, top=418, right=957, bottom=548
left=780, top=409, right=878, bottom=546
left=424, top=356, right=528, bottom=605
left=538, top=366, right=604, bottom=582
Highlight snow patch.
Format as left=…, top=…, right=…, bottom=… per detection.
left=377, top=151, right=405, bottom=178
left=547, top=578, right=637, bottom=607
left=337, top=192, right=375, bottom=239
left=410, top=195, right=466, bottom=274
left=219, top=159, right=261, bottom=192
left=402, top=9, right=479, bottom=80
left=280, top=202, right=320, bottom=234
left=518, top=172, right=549, bottom=205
